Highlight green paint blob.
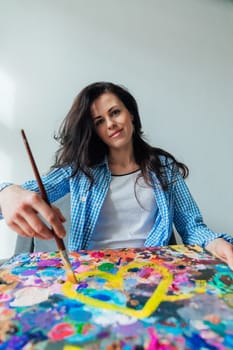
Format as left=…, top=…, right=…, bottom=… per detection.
left=76, top=322, right=84, bottom=334
left=98, top=263, right=114, bottom=272
left=204, top=321, right=226, bottom=337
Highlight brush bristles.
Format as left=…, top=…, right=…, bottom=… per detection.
left=59, top=249, right=78, bottom=284
left=67, top=271, right=78, bottom=284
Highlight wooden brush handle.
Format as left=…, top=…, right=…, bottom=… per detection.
left=21, top=129, right=65, bottom=251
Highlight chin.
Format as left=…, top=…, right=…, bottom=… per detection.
left=109, top=140, right=131, bottom=150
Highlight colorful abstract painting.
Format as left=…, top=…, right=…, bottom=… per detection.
left=0, top=245, right=233, bottom=350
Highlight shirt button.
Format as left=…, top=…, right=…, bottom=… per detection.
left=81, top=196, right=86, bottom=202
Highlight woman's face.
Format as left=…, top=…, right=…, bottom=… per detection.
left=91, top=92, right=134, bottom=152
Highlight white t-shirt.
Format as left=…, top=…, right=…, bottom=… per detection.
left=88, top=170, right=158, bottom=249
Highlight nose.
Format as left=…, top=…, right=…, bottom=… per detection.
left=106, top=116, right=115, bottom=129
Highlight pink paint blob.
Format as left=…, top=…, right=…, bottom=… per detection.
left=48, top=322, right=75, bottom=341
left=147, top=327, right=159, bottom=350
left=0, top=293, right=13, bottom=302
left=90, top=251, right=105, bottom=259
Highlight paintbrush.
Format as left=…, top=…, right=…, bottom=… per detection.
left=21, top=129, right=77, bottom=284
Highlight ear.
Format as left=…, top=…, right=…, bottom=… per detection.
left=130, top=114, right=134, bottom=122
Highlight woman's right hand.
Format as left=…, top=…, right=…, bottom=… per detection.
left=0, top=185, right=66, bottom=240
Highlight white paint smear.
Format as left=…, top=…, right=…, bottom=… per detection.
left=10, top=287, right=50, bottom=307
left=93, top=310, right=137, bottom=326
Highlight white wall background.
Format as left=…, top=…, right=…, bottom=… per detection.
left=0, top=0, right=233, bottom=259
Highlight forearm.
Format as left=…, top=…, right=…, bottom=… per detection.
left=177, top=220, right=233, bottom=248
left=0, top=183, right=17, bottom=218
left=172, top=173, right=233, bottom=247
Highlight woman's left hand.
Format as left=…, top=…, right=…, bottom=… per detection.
left=206, top=238, right=233, bottom=270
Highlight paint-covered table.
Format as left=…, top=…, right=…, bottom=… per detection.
left=0, top=245, right=233, bottom=350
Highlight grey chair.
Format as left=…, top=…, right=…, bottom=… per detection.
left=0, top=258, right=8, bottom=266
left=170, top=229, right=182, bottom=245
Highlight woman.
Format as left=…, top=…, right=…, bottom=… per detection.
left=0, top=82, right=233, bottom=268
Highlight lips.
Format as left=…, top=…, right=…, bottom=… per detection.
left=109, top=129, right=123, bottom=138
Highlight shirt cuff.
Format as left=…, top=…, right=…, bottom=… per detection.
left=0, top=182, right=14, bottom=192
left=0, top=182, right=14, bottom=218
left=203, top=232, right=233, bottom=247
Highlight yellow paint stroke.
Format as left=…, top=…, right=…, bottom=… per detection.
left=171, top=244, right=203, bottom=254
left=195, top=280, right=207, bottom=294
left=63, top=346, right=83, bottom=350
left=62, top=262, right=193, bottom=319
left=164, top=294, right=193, bottom=301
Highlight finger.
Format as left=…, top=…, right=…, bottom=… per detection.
left=6, top=212, right=37, bottom=238
left=28, top=195, right=66, bottom=238
left=12, top=220, right=53, bottom=241
left=13, top=214, right=52, bottom=240
left=51, top=205, right=66, bottom=223
left=10, top=221, right=35, bottom=238
left=212, top=251, right=233, bottom=270
left=21, top=207, right=55, bottom=239
left=223, top=249, right=233, bottom=271
left=227, top=260, right=233, bottom=271
left=11, top=205, right=54, bottom=240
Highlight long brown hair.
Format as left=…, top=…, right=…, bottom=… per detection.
left=53, top=82, right=189, bottom=190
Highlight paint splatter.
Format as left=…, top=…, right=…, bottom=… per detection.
left=0, top=246, right=232, bottom=349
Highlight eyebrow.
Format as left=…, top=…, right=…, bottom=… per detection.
left=92, top=105, right=119, bottom=120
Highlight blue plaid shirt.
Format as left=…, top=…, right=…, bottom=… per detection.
left=2, top=159, right=232, bottom=250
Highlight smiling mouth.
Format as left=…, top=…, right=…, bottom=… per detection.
left=110, top=129, right=123, bottom=138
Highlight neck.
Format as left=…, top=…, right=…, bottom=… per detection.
left=108, top=147, right=139, bottom=174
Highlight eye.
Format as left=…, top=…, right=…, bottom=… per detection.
left=111, top=109, right=120, bottom=117
left=94, top=118, right=104, bottom=127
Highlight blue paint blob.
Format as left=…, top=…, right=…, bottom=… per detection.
left=128, top=267, right=140, bottom=272
left=186, top=333, right=216, bottom=350
left=77, top=282, right=88, bottom=290
left=224, top=334, right=233, bottom=347
left=29, top=330, right=48, bottom=343
left=12, top=266, right=37, bottom=275
left=68, top=309, right=92, bottom=322
left=215, top=264, right=231, bottom=273
left=15, top=254, right=31, bottom=264
left=58, top=298, right=84, bottom=312
left=124, top=278, right=138, bottom=289
left=97, top=330, right=110, bottom=339
left=122, top=345, right=133, bottom=350
left=38, top=268, right=63, bottom=277
left=156, top=323, right=182, bottom=336
left=116, top=257, right=122, bottom=266
left=92, top=293, right=111, bottom=301
left=3, top=335, right=29, bottom=350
